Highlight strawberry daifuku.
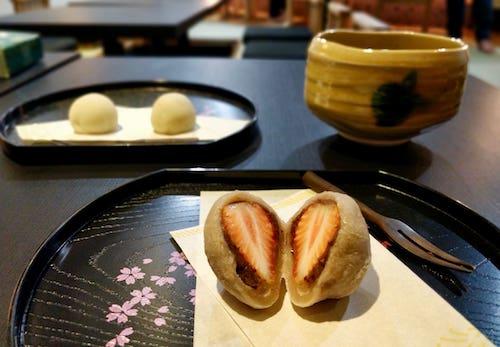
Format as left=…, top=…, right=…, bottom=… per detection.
left=204, top=191, right=370, bottom=309
left=204, top=191, right=285, bottom=309
left=284, top=192, right=371, bottom=307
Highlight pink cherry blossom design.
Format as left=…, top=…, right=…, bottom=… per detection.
left=154, top=317, right=166, bottom=327
left=142, top=258, right=153, bottom=264
left=116, top=267, right=145, bottom=285
left=106, top=301, right=138, bottom=323
left=106, top=327, right=134, bottom=347
left=130, top=287, right=156, bottom=306
left=158, top=305, right=169, bottom=314
left=150, top=275, right=176, bottom=286
left=167, top=265, right=177, bottom=273
left=189, top=289, right=196, bottom=305
left=169, top=251, right=186, bottom=266
left=184, top=264, right=196, bottom=277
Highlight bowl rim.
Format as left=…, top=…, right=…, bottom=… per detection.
left=313, top=29, right=468, bottom=54
left=308, top=30, right=469, bottom=67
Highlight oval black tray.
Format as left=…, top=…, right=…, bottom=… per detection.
left=9, top=170, right=500, bottom=346
left=0, top=81, right=257, bottom=164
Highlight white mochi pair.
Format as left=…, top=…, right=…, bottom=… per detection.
left=69, top=92, right=196, bottom=135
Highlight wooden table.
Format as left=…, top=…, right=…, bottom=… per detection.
left=0, top=0, right=224, bottom=53
left=0, top=58, right=498, bottom=343
left=0, top=52, right=79, bottom=97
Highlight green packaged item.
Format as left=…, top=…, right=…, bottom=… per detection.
left=0, top=31, right=43, bottom=79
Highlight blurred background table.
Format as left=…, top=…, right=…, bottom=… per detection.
left=0, top=57, right=498, bottom=343
left=0, top=51, right=78, bottom=96
left=0, top=0, right=225, bottom=53
left=68, top=0, right=173, bottom=6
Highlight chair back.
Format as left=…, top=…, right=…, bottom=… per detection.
left=11, top=0, right=49, bottom=13
left=376, top=0, right=432, bottom=32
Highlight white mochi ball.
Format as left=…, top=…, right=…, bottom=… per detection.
left=151, top=93, right=196, bottom=135
left=69, top=93, right=118, bottom=134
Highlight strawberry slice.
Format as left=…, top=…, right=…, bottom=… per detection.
left=292, top=200, right=340, bottom=283
left=221, top=202, right=279, bottom=287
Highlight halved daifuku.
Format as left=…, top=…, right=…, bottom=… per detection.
left=204, top=192, right=285, bottom=309
left=284, top=192, right=371, bottom=307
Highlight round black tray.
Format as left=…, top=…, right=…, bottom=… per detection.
left=0, top=81, right=257, bottom=164
left=9, top=170, right=500, bottom=346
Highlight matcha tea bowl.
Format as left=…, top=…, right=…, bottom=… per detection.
left=304, top=30, right=468, bottom=145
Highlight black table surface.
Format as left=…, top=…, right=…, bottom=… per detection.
left=0, top=57, right=499, bottom=343
left=0, top=52, right=79, bottom=97
left=0, top=0, right=223, bottom=39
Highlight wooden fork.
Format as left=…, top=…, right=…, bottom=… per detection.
left=303, top=171, right=476, bottom=272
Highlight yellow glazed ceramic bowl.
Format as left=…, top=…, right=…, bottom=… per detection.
left=304, top=30, right=468, bottom=145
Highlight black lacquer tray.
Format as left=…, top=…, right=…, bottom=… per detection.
left=9, top=170, right=500, bottom=346
left=0, top=82, right=257, bottom=164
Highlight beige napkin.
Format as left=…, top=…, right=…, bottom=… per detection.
left=15, top=106, right=249, bottom=144
left=172, top=190, right=492, bottom=347
left=194, top=278, right=253, bottom=346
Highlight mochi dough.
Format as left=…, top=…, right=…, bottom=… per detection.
left=151, top=93, right=196, bottom=135
left=69, top=93, right=118, bottom=134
